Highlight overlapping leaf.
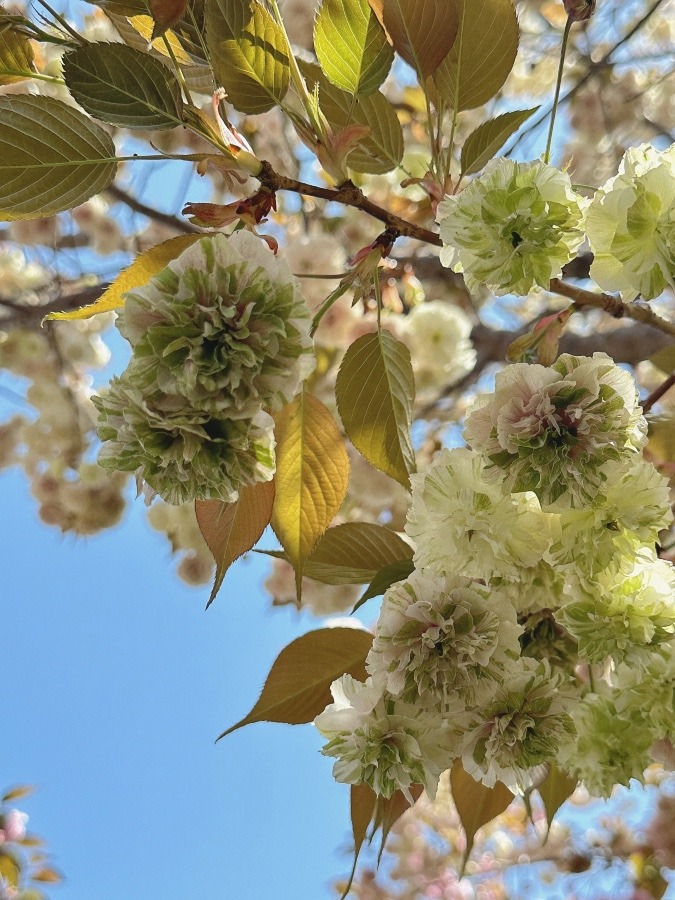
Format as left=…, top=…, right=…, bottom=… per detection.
left=196, top=480, right=276, bottom=608
left=218, top=627, right=372, bottom=738
left=301, top=522, right=413, bottom=584
left=460, top=108, right=538, bottom=177
left=537, top=764, right=577, bottom=837
left=315, top=0, right=393, bottom=95
left=303, top=62, right=403, bottom=174
left=433, top=0, right=519, bottom=110
left=368, top=0, right=459, bottom=80
left=336, top=330, right=416, bottom=487
left=271, top=392, right=350, bottom=581
left=352, top=558, right=415, bottom=612
left=0, top=23, right=34, bottom=84
left=206, top=0, right=289, bottom=114
left=63, top=43, right=184, bottom=129
left=150, top=0, right=189, bottom=38
left=0, top=96, right=117, bottom=220
left=47, top=234, right=203, bottom=320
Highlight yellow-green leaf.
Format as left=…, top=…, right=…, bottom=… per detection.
left=62, top=43, right=184, bottom=130
left=537, top=764, right=577, bottom=838
left=218, top=626, right=372, bottom=738
left=32, top=867, right=62, bottom=884
left=0, top=23, right=34, bottom=84
left=303, top=61, right=403, bottom=174
left=647, top=414, right=675, bottom=464
left=315, top=0, right=393, bottom=95
left=2, top=784, right=33, bottom=803
left=302, top=521, right=413, bottom=584
left=271, top=391, right=350, bottom=575
left=433, top=0, right=519, bottom=110
left=46, top=234, right=203, bottom=320
left=0, top=851, right=19, bottom=888
left=450, top=761, right=514, bottom=869
left=368, top=0, right=459, bottom=80
left=650, top=343, right=675, bottom=375
left=0, top=96, right=117, bottom=221
left=336, top=330, right=416, bottom=488
left=195, top=480, right=275, bottom=608
left=206, top=0, right=290, bottom=114
left=460, top=107, right=538, bottom=177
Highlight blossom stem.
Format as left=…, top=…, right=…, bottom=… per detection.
left=642, top=371, right=675, bottom=413
left=544, top=16, right=573, bottom=165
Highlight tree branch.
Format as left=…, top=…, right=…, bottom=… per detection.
left=105, top=184, right=200, bottom=235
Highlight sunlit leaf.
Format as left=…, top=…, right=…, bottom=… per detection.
left=127, top=13, right=193, bottom=61
left=46, top=234, right=203, bottom=320
left=32, top=867, right=63, bottom=883
left=302, top=522, right=413, bottom=584
left=2, top=784, right=34, bottom=803
left=460, top=107, right=538, bottom=176
left=0, top=23, right=34, bottom=84
left=450, top=760, right=514, bottom=869
left=206, top=0, right=290, bottom=114
left=368, top=0, right=459, bottom=80
left=315, top=0, right=393, bottom=95
left=537, top=764, right=577, bottom=838
left=336, top=330, right=416, bottom=488
left=352, top=558, right=415, bottom=612
left=63, top=43, right=183, bottom=130
left=303, top=62, right=403, bottom=174
left=195, top=480, right=275, bottom=608
left=433, top=0, right=519, bottom=110
left=0, top=851, right=19, bottom=888
left=0, top=96, right=117, bottom=220
left=150, top=0, right=189, bottom=38
left=217, top=627, right=372, bottom=738
left=271, top=391, right=350, bottom=586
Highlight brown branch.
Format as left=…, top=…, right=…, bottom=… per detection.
left=257, top=161, right=442, bottom=246
left=549, top=278, right=675, bottom=339
left=643, top=371, right=675, bottom=413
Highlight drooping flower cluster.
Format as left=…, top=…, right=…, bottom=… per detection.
left=94, top=232, right=315, bottom=504
left=315, top=354, right=674, bottom=800
left=436, top=159, right=587, bottom=296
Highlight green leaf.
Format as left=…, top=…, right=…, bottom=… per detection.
left=650, top=343, right=675, bottom=375
left=196, top=480, right=276, bottom=608
left=460, top=107, right=538, bottom=177
left=0, top=22, right=35, bottom=84
left=302, top=61, right=403, bottom=174
left=2, top=784, right=34, bottom=803
left=368, top=0, right=459, bottom=80
left=433, top=0, right=519, bottom=110
left=0, top=96, right=117, bottom=220
left=206, top=0, right=290, bottom=114
left=270, top=391, right=350, bottom=591
left=537, top=764, right=577, bottom=838
left=218, top=627, right=372, bottom=738
left=302, top=522, right=413, bottom=584
left=336, top=330, right=416, bottom=487
left=450, top=761, right=514, bottom=871
left=315, top=0, right=393, bottom=95
left=352, top=558, right=415, bottom=612
left=63, top=43, right=183, bottom=130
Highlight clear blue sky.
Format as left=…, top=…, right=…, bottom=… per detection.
left=2, top=463, right=359, bottom=899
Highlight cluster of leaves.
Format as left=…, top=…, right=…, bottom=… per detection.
left=0, top=786, right=62, bottom=899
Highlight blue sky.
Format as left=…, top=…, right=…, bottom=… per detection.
left=2, top=463, right=359, bottom=899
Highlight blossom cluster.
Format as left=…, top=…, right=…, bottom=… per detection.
left=437, top=144, right=675, bottom=302
left=315, top=353, right=674, bottom=800
left=93, top=232, right=314, bottom=504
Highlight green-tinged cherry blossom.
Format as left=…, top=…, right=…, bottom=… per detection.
left=314, top=674, right=464, bottom=801
left=406, top=447, right=561, bottom=580
left=586, top=143, right=675, bottom=301
left=366, top=568, right=522, bottom=708
left=558, top=689, right=653, bottom=798
left=400, top=301, right=476, bottom=397
left=555, top=553, right=675, bottom=667
left=436, top=158, right=586, bottom=296
left=464, top=353, right=646, bottom=506
left=551, top=455, right=672, bottom=574
left=615, top=644, right=675, bottom=743
left=118, top=231, right=315, bottom=418
left=460, top=658, right=576, bottom=791
left=93, top=365, right=275, bottom=505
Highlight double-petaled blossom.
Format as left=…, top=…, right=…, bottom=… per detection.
left=436, top=158, right=586, bottom=296
left=586, top=143, right=675, bottom=301
left=463, top=353, right=646, bottom=506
